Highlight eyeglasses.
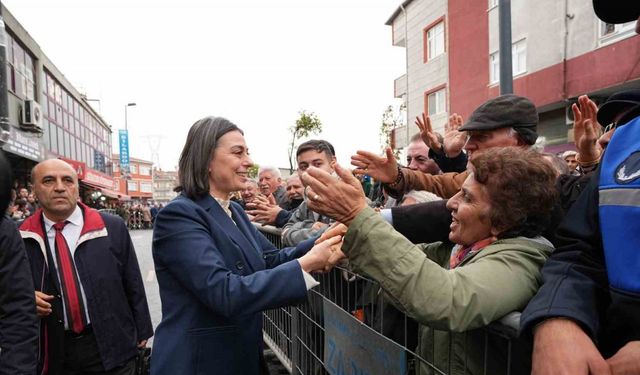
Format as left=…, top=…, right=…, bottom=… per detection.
left=603, top=122, right=618, bottom=133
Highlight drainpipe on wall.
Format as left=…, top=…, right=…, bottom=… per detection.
left=401, top=3, right=409, bottom=147
left=498, top=0, right=513, bottom=94
left=562, top=0, right=572, bottom=101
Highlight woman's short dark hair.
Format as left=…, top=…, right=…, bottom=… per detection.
left=470, top=147, right=558, bottom=239
left=175, top=116, right=242, bottom=199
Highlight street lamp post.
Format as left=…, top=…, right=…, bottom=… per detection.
left=125, top=102, right=136, bottom=131
left=123, top=103, right=136, bottom=196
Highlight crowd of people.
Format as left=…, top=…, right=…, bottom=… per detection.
left=0, top=1, right=638, bottom=375
left=0, top=100, right=636, bottom=375
left=146, top=90, right=640, bottom=375
left=4, top=181, right=164, bottom=231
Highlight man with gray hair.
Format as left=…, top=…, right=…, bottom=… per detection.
left=258, top=166, right=288, bottom=208
left=247, top=175, right=304, bottom=227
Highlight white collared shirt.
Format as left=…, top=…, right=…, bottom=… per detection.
left=43, top=205, right=91, bottom=329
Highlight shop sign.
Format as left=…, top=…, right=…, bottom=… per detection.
left=84, top=168, right=116, bottom=189
left=2, top=126, right=45, bottom=161
left=59, top=157, right=86, bottom=179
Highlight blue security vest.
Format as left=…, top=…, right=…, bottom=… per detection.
left=599, top=116, right=640, bottom=294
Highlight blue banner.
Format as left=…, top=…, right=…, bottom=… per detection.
left=323, top=299, right=407, bottom=375
left=118, top=129, right=130, bottom=174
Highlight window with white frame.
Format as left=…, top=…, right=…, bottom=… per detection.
left=489, top=52, right=500, bottom=84
left=139, top=165, right=152, bottom=176
left=599, top=21, right=635, bottom=44
left=512, top=39, right=527, bottom=75
left=490, top=39, right=527, bottom=83
left=140, top=181, right=153, bottom=193
left=427, top=88, right=446, bottom=116
left=426, top=22, right=445, bottom=60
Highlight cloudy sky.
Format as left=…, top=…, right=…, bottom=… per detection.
left=4, top=0, right=405, bottom=171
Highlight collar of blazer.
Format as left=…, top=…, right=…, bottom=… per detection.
left=191, top=194, right=266, bottom=273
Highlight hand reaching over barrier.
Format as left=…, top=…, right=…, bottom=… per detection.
left=351, top=147, right=399, bottom=184
left=415, top=113, right=442, bottom=152
left=572, top=95, right=602, bottom=165
left=442, top=113, right=466, bottom=158
left=301, top=163, right=368, bottom=226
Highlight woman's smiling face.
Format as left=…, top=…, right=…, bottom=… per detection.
left=446, top=173, right=496, bottom=247
left=208, top=130, right=253, bottom=199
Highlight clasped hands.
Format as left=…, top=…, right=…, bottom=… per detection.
left=298, top=223, right=349, bottom=274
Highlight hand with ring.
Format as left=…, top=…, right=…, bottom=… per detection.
left=305, top=185, right=322, bottom=202
left=301, top=164, right=368, bottom=226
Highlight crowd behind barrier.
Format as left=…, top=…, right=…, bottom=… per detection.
left=4, top=177, right=163, bottom=231
left=257, top=224, right=528, bottom=375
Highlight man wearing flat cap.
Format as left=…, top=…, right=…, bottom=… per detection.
left=352, top=94, right=539, bottom=200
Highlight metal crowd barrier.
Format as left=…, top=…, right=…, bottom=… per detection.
left=128, top=210, right=143, bottom=230
left=256, top=224, right=531, bottom=375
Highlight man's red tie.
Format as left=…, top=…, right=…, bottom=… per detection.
left=52, top=222, right=86, bottom=334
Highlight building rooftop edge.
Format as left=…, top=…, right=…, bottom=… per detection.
left=385, top=0, right=415, bottom=25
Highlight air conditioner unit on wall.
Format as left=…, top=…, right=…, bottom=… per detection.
left=20, top=100, right=43, bottom=131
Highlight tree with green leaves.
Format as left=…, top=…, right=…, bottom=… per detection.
left=248, top=164, right=259, bottom=179
left=380, top=103, right=405, bottom=160
left=288, top=110, right=322, bottom=173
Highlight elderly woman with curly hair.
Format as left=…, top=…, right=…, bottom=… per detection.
left=302, top=147, right=558, bottom=375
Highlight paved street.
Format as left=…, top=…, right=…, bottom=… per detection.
left=129, top=229, right=160, bottom=347
left=130, top=228, right=288, bottom=374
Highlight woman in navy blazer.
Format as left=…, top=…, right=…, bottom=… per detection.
left=151, top=117, right=340, bottom=375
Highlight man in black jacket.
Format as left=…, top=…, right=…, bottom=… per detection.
left=0, top=150, right=38, bottom=374
left=520, top=86, right=640, bottom=375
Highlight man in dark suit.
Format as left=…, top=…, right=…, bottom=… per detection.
left=20, top=159, right=153, bottom=375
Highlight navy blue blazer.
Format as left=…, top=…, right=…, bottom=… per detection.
left=151, top=194, right=314, bottom=375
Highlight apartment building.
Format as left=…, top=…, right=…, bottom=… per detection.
left=388, top=0, right=640, bottom=152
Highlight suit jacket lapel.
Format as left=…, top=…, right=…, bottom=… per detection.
left=230, top=204, right=263, bottom=254
left=195, top=195, right=264, bottom=273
